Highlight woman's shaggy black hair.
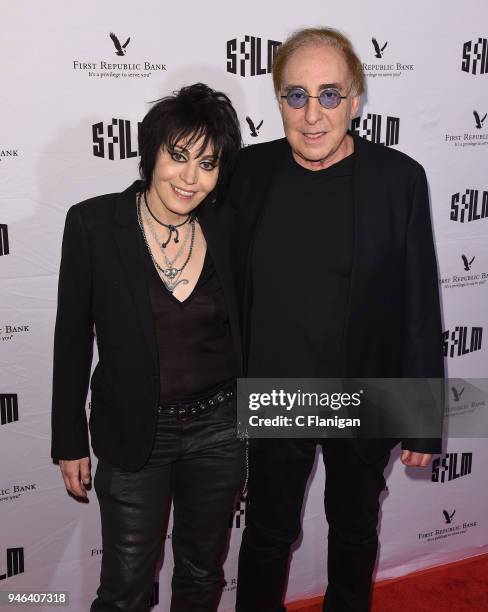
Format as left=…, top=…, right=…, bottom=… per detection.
left=138, top=83, right=241, bottom=202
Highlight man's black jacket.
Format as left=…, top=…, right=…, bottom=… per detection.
left=226, top=134, right=444, bottom=461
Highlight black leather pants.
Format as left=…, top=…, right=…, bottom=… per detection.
left=236, top=439, right=389, bottom=612
left=90, top=399, right=244, bottom=612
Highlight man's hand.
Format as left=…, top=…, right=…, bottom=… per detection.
left=401, top=450, right=432, bottom=467
left=59, top=457, right=91, bottom=498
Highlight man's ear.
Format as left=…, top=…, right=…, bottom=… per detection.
left=349, top=94, right=361, bottom=119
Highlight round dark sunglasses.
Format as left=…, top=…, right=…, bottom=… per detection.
left=281, top=87, right=348, bottom=110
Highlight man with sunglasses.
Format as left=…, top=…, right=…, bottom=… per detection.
left=230, top=27, right=443, bottom=612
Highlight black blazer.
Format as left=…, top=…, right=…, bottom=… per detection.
left=51, top=180, right=241, bottom=471
left=227, top=134, right=444, bottom=461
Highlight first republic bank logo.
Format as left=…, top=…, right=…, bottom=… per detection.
left=72, top=32, right=166, bottom=79
left=418, top=510, right=477, bottom=544
left=447, top=384, right=486, bottom=417
left=445, top=110, right=488, bottom=147
left=439, top=254, right=488, bottom=290
left=227, top=35, right=282, bottom=77
left=363, top=37, right=415, bottom=79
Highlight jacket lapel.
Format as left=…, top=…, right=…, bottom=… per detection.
left=239, top=139, right=290, bottom=280
left=239, top=139, right=290, bottom=359
left=112, top=181, right=159, bottom=368
left=343, top=133, right=379, bottom=375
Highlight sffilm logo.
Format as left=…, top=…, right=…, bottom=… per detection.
left=432, top=452, right=473, bottom=483
left=92, top=119, right=141, bottom=160
left=227, top=36, right=281, bottom=77
left=351, top=114, right=400, bottom=146
left=0, top=548, right=24, bottom=580
left=461, top=38, right=488, bottom=75
left=450, top=189, right=488, bottom=222
left=0, top=394, right=18, bottom=426
left=0, top=224, right=9, bottom=256
left=443, top=326, right=483, bottom=357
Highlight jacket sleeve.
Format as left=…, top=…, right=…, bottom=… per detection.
left=401, top=165, right=444, bottom=454
left=51, top=205, right=94, bottom=460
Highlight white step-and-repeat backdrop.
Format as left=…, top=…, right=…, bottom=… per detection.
left=1, top=1, right=487, bottom=609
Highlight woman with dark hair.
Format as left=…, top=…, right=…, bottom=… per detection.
left=51, top=83, right=243, bottom=612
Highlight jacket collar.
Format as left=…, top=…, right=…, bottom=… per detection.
left=112, top=180, right=159, bottom=367
left=114, top=180, right=144, bottom=227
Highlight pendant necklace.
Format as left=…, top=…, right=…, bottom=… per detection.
left=136, top=193, right=196, bottom=292
left=143, top=191, right=190, bottom=248
left=141, top=198, right=193, bottom=280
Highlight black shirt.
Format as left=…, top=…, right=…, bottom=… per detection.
left=140, top=229, right=237, bottom=402
left=247, top=148, right=355, bottom=378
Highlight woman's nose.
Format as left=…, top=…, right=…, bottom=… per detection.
left=180, top=163, right=198, bottom=185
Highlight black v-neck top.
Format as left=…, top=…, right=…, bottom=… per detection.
left=247, top=149, right=355, bottom=378
left=139, top=227, right=237, bottom=403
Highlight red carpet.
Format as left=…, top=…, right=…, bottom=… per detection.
left=286, top=554, right=488, bottom=611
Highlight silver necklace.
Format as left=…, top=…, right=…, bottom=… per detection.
left=141, top=199, right=192, bottom=269
left=136, top=194, right=196, bottom=292
left=143, top=191, right=190, bottom=247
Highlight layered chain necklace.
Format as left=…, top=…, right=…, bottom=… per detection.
left=136, top=192, right=196, bottom=293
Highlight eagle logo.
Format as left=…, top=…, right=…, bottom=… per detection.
left=246, top=116, right=263, bottom=138
left=443, top=509, right=456, bottom=524
left=109, top=32, right=131, bottom=56
left=451, top=386, right=465, bottom=402
left=473, top=110, right=487, bottom=130
left=372, top=38, right=388, bottom=58
left=462, top=254, right=475, bottom=271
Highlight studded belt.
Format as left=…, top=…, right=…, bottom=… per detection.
left=157, top=381, right=235, bottom=421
